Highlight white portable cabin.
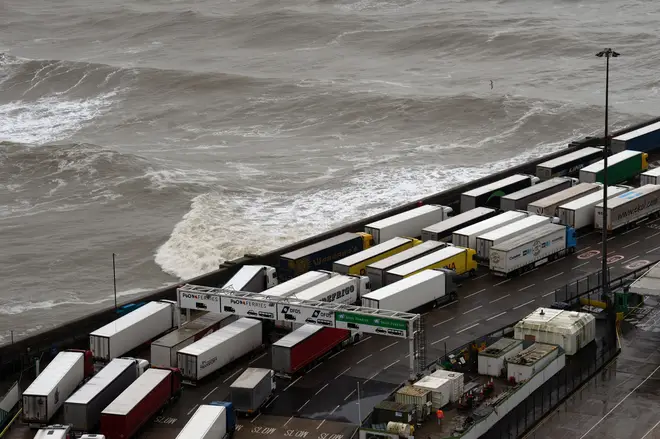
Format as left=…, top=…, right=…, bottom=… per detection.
left=429, top=369, right=464, bottom=403
left=477, top=338, right=524, bottom=377
left=506, top=343, right=561, bottom=382
left=412, top=376, right=452, bottom=409
left=514, top=308, right=595, bottom=355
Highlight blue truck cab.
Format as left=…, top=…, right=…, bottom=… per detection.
left=565, top=226, right=577, bottom=251
left=210, top=401, right=236, bottom=436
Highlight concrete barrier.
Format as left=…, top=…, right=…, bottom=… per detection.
left=1, top=116, right=659, bottom=376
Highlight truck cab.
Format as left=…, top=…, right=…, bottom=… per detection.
left=118, top=357, right=150, bottom=376
left=210, top=401, right=237, bottom=437
left=33, top=425, right=72, bottom=439
left=356, top=232, right=375, bottom=249
left=67, top=349, right=94, bottom=378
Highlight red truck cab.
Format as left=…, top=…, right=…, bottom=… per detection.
left=67, top=349, right=94, bottom=378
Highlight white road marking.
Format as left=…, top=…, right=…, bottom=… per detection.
left=640, top=419, right=660, bottom=439
left=357, top=354, right=373, bottom=364
left=513, top=299, right=535, bottom=310
left=607, top=250, right=617, bottom=255
left=251, top=413, right=262, bottom=423
left=309, top=362, right=323, bottom=373
left=438, top=300, right=457, bottom=309
left=646, top=245, right=660, bottom=254
left=572, top=261, right=590, bottom=270
left=380, top=341, right=398, bottom=351
left=315, top=383, right=329, bottom=395
left=521, top=268, right=538, bottom=276
left=330, top=405, right=340, bottom=415
left=223, top=368, right=244, bottom=383
left=433, top=317, right=455, bottom=327
left=364, top=371, right=379, bottom=384
left=576, top=246, right=593, bottom=254
left=648, top=217, right=660, bottom=225
left=344, top=389, right=356, bottom=401
left=265, top=394, right=279, bottom=408
left=202, top=386, right=218, bottom=400
left=487, top=312, right=507, bottom=321
left=329, top=350, right=343, bottom=360
left=490, top=294, right=510, bottom=304
left=283, top=376, right=302, bottom=391
left=317, top=420, right=326, bottom=430
left=465, top=288, right=486, bottom=298
left=649, top=231, right=660, bottom=238
left=335, top=367, right=351, bottom=380
left=547, top=257, right=565, bottom=265
left=385, top=360, right=400, bottom=369
left=607, top=236, right=616, bottom=241
left=544, top=272, right=564, bottom=281
left=493, top=279, right=511, bottom=286
left=472, top=274, right=489, bottom=280
left=625, top=255, right=640, bottom=263
left=543, top=291, right=556, bottom=297
left=622, top=240, right=640, bottom=249
left=355, top=336, right=372, bottom=345
left=249, top=352, right=267, bottom=364
left=431, top=336, right=450, bottom=345
left=622, top=226, right=640, bottom=235
left=298, top=399, right=310, bottom=411
left=463, top=305, right=482, bottom=315
left=518, top=284, right=535, bottom=292
left=283, top=416, right=294, bottom=427
left=456, top=323, right=479, bottom=334
left=187, top=404, right=199, bottom=416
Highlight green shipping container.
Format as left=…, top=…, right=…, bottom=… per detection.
left=579, top=150, right=648, bottom=185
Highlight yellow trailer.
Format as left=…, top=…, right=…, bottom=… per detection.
left=384, top=245, right=477, bottom=285
left=332, top=237, right=421, bottom=276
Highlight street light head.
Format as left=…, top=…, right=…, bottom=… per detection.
left=596, top=51, right=605, bottom=57
left=612, top=51, right=621, bottom=57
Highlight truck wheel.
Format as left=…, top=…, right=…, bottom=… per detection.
left=469, top=270, right=476, bottom=277
left=353, top=334, right=361, bottom=343
left=450, top=292, right=457, bottom=301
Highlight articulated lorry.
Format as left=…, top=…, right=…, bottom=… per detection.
left=333, top=237, right=418, bottom=275
left=364, top=204, right=453, bottom=244
left=475, top=215, right=553, bottom=261
left=595, top=184, right=660, bottom=232
left=294, top=274, right=370, bottom=305
left=452, top=210, right=530, bottom=249
left=527, top=182, right=602, bottom=217
left=229, top=368, right=275, bottom=415
left=557, top=186, right=629, bottom=229
left=500, top=177, right=577, bottom=212
left=489, top=223, right=577, bottom=277
left=579, top=150, right=649, bottom=185
left=611, top=121, right=660, bottom=153
left=279, top=232, right=373, bottom=280
left=22, top=350, right=94, bottom=425
left=260, top=270, right=337, bottom=299
left=385, top=245, right=477, bottom=285
left=535, top=147, right=602, bottom=180
left=222, top=265, right=278, bottom=292
left=421, top=207, right=497, bottom=242
left=361, top=268, right=456, bottom=312
left=460, top=174, right=539, bottom=212
left=176, top=402, right=236, bottom=439
left=366, top=240, right=446, bottom=290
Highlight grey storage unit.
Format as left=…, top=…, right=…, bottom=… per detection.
left=500, top=177, right=574, bottom=212
left=230, top=368, right=274, bottom=414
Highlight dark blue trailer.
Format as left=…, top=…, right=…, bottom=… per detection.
left=611, top=121, right=660, bottom=153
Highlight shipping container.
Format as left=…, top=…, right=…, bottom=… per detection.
left=452, top=211, right=530, bottom=249
left=361, top=269, right=456, bottom=312
left=428, top=370, right=464, bottom=403
left=23, top=350, right=92, bottom=425
left=514, top=308, right=596, bottom=356
left=279, top=232, right=373, bottom=280
left=557, top=186, right=628, bottom=229
left=89, top=301, right=175, bottom=362
left=394, top=386, right=431, bottom=418
left=475, top=215, right=552, bottom=261
left=230, top=368, right=275, bottom=414
left=176, top=404, right=228, bottom=439
left=384, top=245, right=477, bottom=285
left=579, top=150, right=649, bottom=185
left=500, top=177, right=576, bottom=212
left=333, top=237, right=418, bottom=276
left=611, top=121, right=660, bottom=153
left=413, top=376, right=452, bottom=409
left=489, top=223, right=577, bottom=277
left=100, top=367, right=181, bottom=439
left=477, top=338, right=524, bottom=377
left=222, top=265, right=277, bottom=292
left=366, top=240, right=446, bottom=290
left=460, top=174, right=538, bottom=212
left=151, top=313, right=233, bottom=368
left=527, top=183, right=602, bottom=217
left=506, top=343, right=560, bottom=382
left=595, top=184, right=660, bottom=232
left=535, top=147, right=603, bottom=180
left=178, top=318, right=263, bottom=382
left=64, top=358, right=141, bottom=431
left=641, top=168, right=660, bottom=186
left=294, top=274, right=369, bottom=305
left=371, top=401, right=416, bottom=426
left=364, top=205, right=453, bottom=244
left=272, top=325, right=352, bottom=376
left=421, top=207, right=497, bottom=242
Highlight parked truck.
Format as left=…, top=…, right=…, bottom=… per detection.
left=489, top=223, right=577, bottom=277
left=279, top=232, right=374, bottom=280
left=385, top=245, right=477, bottom=285
left=460, top=174, right=539, bottom=212
left=475, top=215, right=552, bottom=261
left=361, top=269, right=456, bottom=312
left=100, top=367, right=182, bottom=439
left=260, top=270, right=337, bottom=299
left=535, top=147, right=603, bottom=180
left=272, top=325, right=356, bottom=377
left=611, top=121, right=660, bottom=153
left=222, top=265, right=278, bottom=292
left=452, top=210, right=530, bottom=249
left=557, top=186, right=629, bottom=229
left=33, top=425, right=73, bottom=439
left=89, top=300, right=176, bottom=362
left=229, top=368, right=275, bottom=415
left=294, top=274, right=370, bottom=305
left=64, top=357, right=149, bottom=431
left=500, top=177, right=577, bottom=211
left=527, top=182, right=602, bottom=217
left=579, top=150, right=649, bottom=185
left=421, top=207, right=497, bottom=242
left=364, top=205, right=453, bottom=244
left=151, top=312, right=233, bottom=368
left=22, top=350, right=94, bottom=425
left=177, top=318, right=263, bottom=383
left=176, top=403, right=235, bottom=439
left=333, top=237, right=418, bottom=276
left=366, top=240, right=446, bottom=290
left=641, top=168, right=660, bottom=185
left=595, top=184, right=660, bottom=232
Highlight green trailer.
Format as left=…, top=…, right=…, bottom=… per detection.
left=579, top=150, right=648, bottom=185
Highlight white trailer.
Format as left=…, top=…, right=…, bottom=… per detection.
left=89, top=301, right=175, bottom=362
left=178, top=318, right=263, bottom=382
left=527, top=183, right=602, bottom=217
left=475, top=215, right=552, bottom=261
left=33, top=425, right=73, bottom=439
left=223, top=265, right=278, bottom=292
left=385, top=245, right=474, bottom=284
left=23, top=351, right=87, bottom=424
left=260, top=270, right=337, bottom=299
left=151, top=313, right=234, bottom=368
left=557, top=186, right=628, bottom=229
left=361, top=269, right=456, bottom=312
left=176, top=404, right=227, bottom=439
left=489, top=223, right=575, bottom=277
left=366, top=241, right=445, bottom=290
left=595, top=184, right=660, bottom=232
left=460, top=174, right=539, bottom=212
left=421, top=207, right=496, bottom=242
left=500, top=177, right=577, bottom=211
left=294, top=274, right=369, bottom=305
left=452, top=211, right=529, bottom=249
left=364, top=205, right=453, bottom=244
left=641, top=168, right=660, bottom=185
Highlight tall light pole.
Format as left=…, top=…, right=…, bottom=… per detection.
left=595, top=48, right=620, bottom=299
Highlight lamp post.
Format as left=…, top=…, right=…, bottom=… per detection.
left=595, top=48, right=620, bottom=300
